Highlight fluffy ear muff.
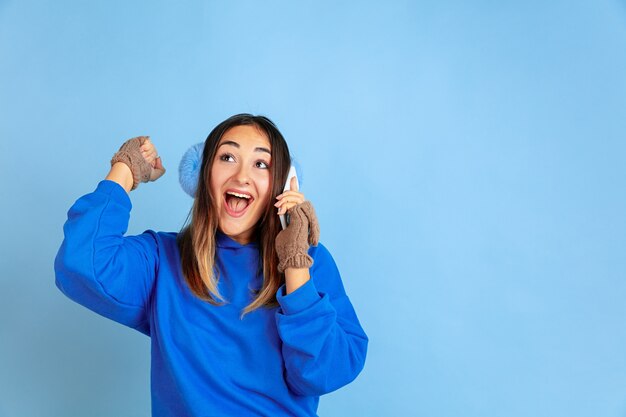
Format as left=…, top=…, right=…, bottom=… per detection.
left=179, top=142, right=204, bottom=197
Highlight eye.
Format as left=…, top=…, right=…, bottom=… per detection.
left=256, top=160, right=270, bottom=169
left=219, top=153, right=235, bottom=162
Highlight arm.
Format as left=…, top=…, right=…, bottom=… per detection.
left=274, top=178, right=319, bottom=295
left=283, top=267, right=310, bottom=295
left=274, top=181, right=368, bottom=395
left=275, top=243, right=369, bottom=396
left=54, top=138, right=165, bottom=334
left=106, top=162, right=134, bottom=193
left=54, top=179, right=159, bottom=334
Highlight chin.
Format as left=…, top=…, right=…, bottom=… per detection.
left=217, top=201, right=265, bottom=244
left=219, top=220, right=255, bottom=244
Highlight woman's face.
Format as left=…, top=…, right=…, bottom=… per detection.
left=210, top=124, right=272, bottom=245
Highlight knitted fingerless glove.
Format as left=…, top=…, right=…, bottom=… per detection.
left=110, top=136, right=153, bottom=190
left=275, top=201, right=320, bottom=273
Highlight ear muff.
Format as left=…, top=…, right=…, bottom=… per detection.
left=179, top=142, right=204, bottom=198
left=178, top=142, right=303, bottom=198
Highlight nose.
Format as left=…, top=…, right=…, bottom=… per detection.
left=233, top=163, right=251, bottom=185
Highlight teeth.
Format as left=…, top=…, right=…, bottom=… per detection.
left=226, top=191, right=251, bottom=199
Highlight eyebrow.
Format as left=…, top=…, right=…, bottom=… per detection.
left=218, top=140, right=271, bottom=155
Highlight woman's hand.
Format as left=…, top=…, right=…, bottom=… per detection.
left=108, top=136, right=166, bottom=192
left=139, top=138, right=166, bottom=182
left=275, top=198, right=321, bottom=293
left=274, top=176, right=321, bottom=293
left=274, top=176, right=304, bottom=215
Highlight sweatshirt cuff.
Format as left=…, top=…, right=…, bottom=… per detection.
left=96, top=180, right=132, bottom=211
left=276, top=279, right=322, bottom=315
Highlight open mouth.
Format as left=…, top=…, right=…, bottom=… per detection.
left=224, top=191, right=254, bottom=217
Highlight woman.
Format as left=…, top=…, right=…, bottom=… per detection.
left=55, top=114, right=368, bottom=417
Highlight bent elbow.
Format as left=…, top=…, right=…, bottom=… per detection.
left=286, top=335, right=369, bottom=397
left=54, top=242, right=92, bottom=302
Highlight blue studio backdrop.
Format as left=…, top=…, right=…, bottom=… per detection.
left=1, top=1, right=625, bottom=416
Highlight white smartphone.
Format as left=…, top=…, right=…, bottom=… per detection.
left=279, top=165, right=299, bottom=230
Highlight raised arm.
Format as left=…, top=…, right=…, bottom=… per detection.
left=54, top=136, right=166, bottom=335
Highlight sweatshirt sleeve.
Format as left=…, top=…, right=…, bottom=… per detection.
left=275, top=243, right=368, bottom=396
left=54, top=180, right=158, bottom=335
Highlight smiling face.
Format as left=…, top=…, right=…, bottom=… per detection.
left=209, top=124, right=272, bottom=245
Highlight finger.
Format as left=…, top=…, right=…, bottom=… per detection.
left=150, top=168, right=165, bottom=181
left=285, top=203, right=298, bottom=214
left=276, top=190, right=305, bottom=200
left=290, top=176, right=298, bottom=192
left=276, top=201, right=292, bottom=214
left=150, top=158, right=166, bottom=181
left=275, top=198, right=288, bottom=207
left=140, top=138, right=154, bottom=149
left=274, top=195, right=304, bottom=208
left=147, top=148, right=157, bottom=159
left=277, top=201, right=298, bottom=215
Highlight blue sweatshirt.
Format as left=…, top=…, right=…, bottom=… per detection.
left=54, top=180, right=368, bottom=417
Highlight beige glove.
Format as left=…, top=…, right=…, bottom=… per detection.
left=275, top=201, right=320, bottom=273
left=110, top=136, right=155, bottom=190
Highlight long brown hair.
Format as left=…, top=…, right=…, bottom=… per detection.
left=177, top=114, right=291, bottom=316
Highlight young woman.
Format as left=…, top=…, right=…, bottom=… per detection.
left=54, top=114, right=368, bottom=417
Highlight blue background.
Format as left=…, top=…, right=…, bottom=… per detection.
left=1, top=1, right=625, bottom=416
